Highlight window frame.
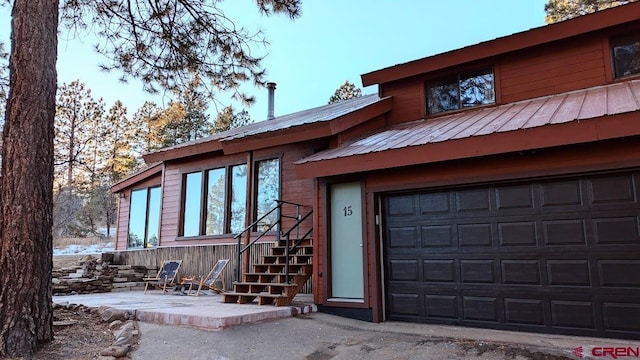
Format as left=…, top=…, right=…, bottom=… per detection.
left=425, top=67, right=496, bottom=116
left=127, top=185, right=161, bottom=249
left=253, top=157, right=282, bottom=232
left=610, top=33, right=640, bottom=80
left=178, top=156, right=282, bottom=238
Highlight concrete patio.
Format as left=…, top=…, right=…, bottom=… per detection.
left=53, top=290, right=316, bottom=331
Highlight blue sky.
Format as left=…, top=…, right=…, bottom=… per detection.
left=1, top=1, right=547, bottom=122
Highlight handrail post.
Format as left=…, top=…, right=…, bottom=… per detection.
left=236, top=235, right=242, bottom=282
left=285, top=233, right=290, bottom=284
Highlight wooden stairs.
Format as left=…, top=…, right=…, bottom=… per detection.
left=223, top=238, right=312, bottom=306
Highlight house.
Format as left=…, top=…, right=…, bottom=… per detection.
left=112, top=3, right=640, bottom=339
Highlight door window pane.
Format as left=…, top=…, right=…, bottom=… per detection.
left=256, top=159, right=280, bottom=230
left=183, top=172, right=202, bottom=236
left=205, top=168, right=226, bottom=235
left=146, top=187, right=161, bottom=247
left=128, top=189, right=148, bottom=248
left=230, top=164, right=247, bottom=233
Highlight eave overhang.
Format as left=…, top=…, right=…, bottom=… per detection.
left=141, top=95, right=393, bottom=162
left=295, top=80, right=640, bottom=178
left=111, top=162, right=163, bottom=193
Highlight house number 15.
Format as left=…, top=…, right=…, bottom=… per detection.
left=343, top=206, right=353, bottom=216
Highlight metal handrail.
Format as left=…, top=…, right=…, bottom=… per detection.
left=234, top=200, right=312, bottom=283
left=283, top=211, right=313, bottom=284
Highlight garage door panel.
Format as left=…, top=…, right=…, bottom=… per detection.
left=504, top=298, right=545, bottom=325
left=598, top=260, right=640, bottom=287
left=501, top=260, right=542, bottom=285
left=463, top=296, right=500, bottom=322
left=383, top=170, right=640, bottom=338
left=603, top=302, right=640, bottom=332
left=542, top=219, right=587, bottom=245
left=551, top=300, right=595, bottom=329
left=540, top=180, right=583, bottom=207
left=423, top=259, right=456, bottom=282
left=547, top=260, right=592, bottom=286
left=425, top=294, right=458, bottom=319
left=498, top=221, right=538, bottom=246
left=593, top=216, right=640, bottom=244
left=589, top=174, right=637, bottom=204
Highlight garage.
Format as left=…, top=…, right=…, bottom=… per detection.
left=383, top=170, right=640, bottom=339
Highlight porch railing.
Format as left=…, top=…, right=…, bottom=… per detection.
left=233, top=200, right=313, bottom=282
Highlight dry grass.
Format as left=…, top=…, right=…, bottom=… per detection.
left=53, top=236, right=110, bottom=248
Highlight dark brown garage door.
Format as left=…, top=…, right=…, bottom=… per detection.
left=383, top=171, right=640, bottom=339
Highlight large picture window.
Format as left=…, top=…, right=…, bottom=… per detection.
left=611, top=34, right=640, bottom=79
left=255, top=159, right=280, bottom=230
left=426, top=68, right=495, bottom=115
left=180, top=159, right=280, bottom=237
left=128, top=186, right=161, bottom=248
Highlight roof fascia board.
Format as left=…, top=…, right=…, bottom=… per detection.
left=294, top=112, right=640, bottom=178
left=328, top=96, right=393, bottom=134
left=111, top=163, right=162, bottom=193
left=142, top=140, right=223, bottom=163
left=361, top=3, right=640, bottom=86
left=220, top=121, right=332, bottom=154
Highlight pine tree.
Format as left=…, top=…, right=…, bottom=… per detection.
left=1, top=0, right=301, bottom=355
left=544, top=0, right=637, bottom=23
left=213, top=106, right=253, bottom=133
left=328, top=81, right=363, bottom=104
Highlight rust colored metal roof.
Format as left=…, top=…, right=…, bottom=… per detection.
left=143, top=94, right=387, bottom=163
left=297, top=79, right=640, bottom=167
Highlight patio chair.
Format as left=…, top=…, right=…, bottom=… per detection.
left=182, top=259, right=229, bottom=296
left=143, top=259, right=182, bottom=294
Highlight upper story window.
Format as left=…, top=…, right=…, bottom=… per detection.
left=611, top=34, right=640, bottom=79
left=128, top=186, right=161, bottom=249
left=426, top=68, right=495, bottom=115
left=180, top=159, right=280, bottom=237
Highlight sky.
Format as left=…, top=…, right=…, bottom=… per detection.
left=0, top=1, right=548, bottom=123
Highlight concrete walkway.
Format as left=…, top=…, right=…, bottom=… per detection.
left=54, top=290, right=640, bottom=359
left=53, top=290, right=315, bottom=330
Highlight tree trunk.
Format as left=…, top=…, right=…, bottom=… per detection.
left=0, top=0, right=58, bottom=357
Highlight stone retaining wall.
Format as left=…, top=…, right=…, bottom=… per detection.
left=53, top=255, right=156, bottom=295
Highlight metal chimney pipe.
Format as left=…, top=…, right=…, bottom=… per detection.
left=267, top=82, right=276, bottom=120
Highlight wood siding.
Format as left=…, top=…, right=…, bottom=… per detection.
left=380, top=32, right=614, bottom=125
left=158, top=142, right=320, bottom=247
left=112, top=243, right=312, bottom=294
left=114, top=173, right=162, bottom=250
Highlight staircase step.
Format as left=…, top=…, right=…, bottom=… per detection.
left=262, top=255, right=312, bottom=264
left=223, top=291, right=288, bottom=306
left=252, top=263, right=308, bottom=273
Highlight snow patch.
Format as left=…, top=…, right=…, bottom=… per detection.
left=53, top=242, right=115, bottom=255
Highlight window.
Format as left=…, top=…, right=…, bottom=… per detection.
left=230, top=164, right=247, bottom=233
left=128, top=186, right=161, bottom=248
left=255, top=159, right=280, bottom=230
left=426, top=68, right=495, bottom=115
left=612, top=34, right=640, bottom=79
left=180, top=159, right=280, bottom=237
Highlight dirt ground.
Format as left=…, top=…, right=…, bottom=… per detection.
left=16, top=307, right=118, bottom=360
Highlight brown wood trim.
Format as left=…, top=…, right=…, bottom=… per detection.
left=220, top=122, right=332, bottom=154
left=328, top=96, right=393, bottom=134
left=111, top=163, right=162, bottom=193
left=143, top=141, right=223, bottom=164
left=361, top=2, right=640, bottom=86
left=366, top=190, right=382, bottom=322
left=295, top=112, right=640, bottom=179
left=365, top=139, right=640, bottom=194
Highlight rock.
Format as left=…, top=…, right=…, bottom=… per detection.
left=98, top=306, right=131, bottom=323
left=109, top=320, right=123, bottom=330
left=53, top=319, right=78, bottom=327
left=100, top=345, right=130, bottom=358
